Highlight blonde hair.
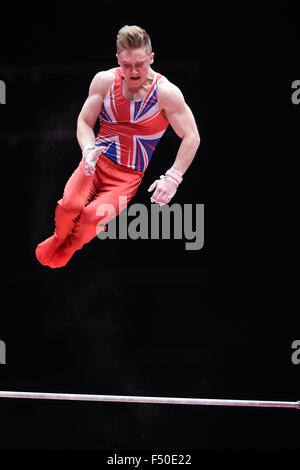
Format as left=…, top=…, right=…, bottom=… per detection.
left=116, top=25, right=152, bottom=53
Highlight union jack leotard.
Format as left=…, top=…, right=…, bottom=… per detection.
left=95, top=67, right=169, bottom=172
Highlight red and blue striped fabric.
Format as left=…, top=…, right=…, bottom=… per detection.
left=95, top=68, right=169, bottom=172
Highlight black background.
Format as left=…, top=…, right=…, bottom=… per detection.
left=0, top=0, right=299, bottom=457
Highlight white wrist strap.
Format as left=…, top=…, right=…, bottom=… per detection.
left=164, top=167, right=183, bottom=187
left=82, top=144, right=97, bottom=159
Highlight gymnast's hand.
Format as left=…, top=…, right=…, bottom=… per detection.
left=83, top=145, right=107, bottom=176
left=148, top=176, right=177, bottom=206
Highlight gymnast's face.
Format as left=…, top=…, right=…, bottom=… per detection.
left=116, top=47, right=154, bottom=88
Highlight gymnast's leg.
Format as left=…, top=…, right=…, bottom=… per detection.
left=35, top=158, right=97, bottom=265
left=47, top=162, right=143, bottom=268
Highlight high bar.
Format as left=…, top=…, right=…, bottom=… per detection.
left=0, top=391, right=299, bottom=409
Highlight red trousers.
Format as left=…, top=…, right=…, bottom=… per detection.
left=35, top=154, right=143, bottom=268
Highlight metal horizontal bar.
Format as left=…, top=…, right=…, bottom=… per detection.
left=0, top=391, right=299, bottom=409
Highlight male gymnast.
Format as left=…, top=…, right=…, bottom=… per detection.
left=35, top=25, right=200, bottom=268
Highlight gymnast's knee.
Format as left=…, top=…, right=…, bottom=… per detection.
left=56, top=198, right=83, bottom=217
left=80, top=206, right=99, bottom=226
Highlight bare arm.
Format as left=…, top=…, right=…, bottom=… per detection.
left=158, top=82, right=200, bottom=175
left=148, top=81, right=200, bottom=205
left=76, top=71, right=113, bottom=150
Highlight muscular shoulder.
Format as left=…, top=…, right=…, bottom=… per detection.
left=157, top=75, right=185, bottom=112
left=89, top=68, right=117, bottom=99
